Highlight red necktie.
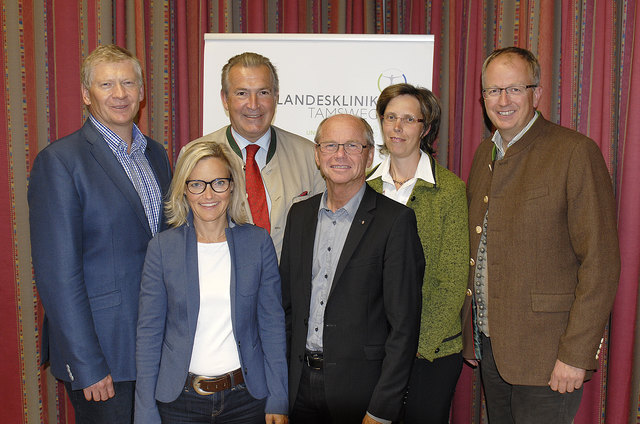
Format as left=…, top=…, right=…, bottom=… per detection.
left=244, top=145, right=270, bottom=232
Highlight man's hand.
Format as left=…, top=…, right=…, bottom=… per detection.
left=265, top=414, right=288, bottom=424
left=362, top=414, right=383, bottom=424
left=82, top=374, right=115, bottom=401
left=548, top=359, right=586, bottom=393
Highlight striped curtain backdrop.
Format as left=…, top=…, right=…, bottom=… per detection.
left=1, top=1, right=638, bottom=423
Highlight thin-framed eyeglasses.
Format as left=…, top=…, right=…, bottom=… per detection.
left=316, top=142, right=370, bottom=155
left=382, top=114, right=425, bottom=125
left=481, top=85, right=538, bottom=98
left=186, top=178, right=233, bottom=194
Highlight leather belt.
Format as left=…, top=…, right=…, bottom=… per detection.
left=304, top=351, right=324, bottom=370
left=186, top=368, right=244, bottom=395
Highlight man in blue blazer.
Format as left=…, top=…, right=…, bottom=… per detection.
left=280, top=114, right=424, bottom=423
left=28, top=45, right=172, bottom=423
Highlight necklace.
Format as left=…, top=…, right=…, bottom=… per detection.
left=392, top=177, right=411, bottom=185
left=390, top=163, right=415, bottom=186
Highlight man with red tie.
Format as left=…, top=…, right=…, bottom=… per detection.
left=187, top=52, right=324, bottom=258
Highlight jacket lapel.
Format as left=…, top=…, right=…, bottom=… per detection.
left=300, top=196, right=321, bottom=310
left=184, top=221, right=201, bottom=345
left=226, top=226, right=238, bottom=330
left=82, top=120, right=152, bottom=237
left=329, top=185, right=375, bottom=299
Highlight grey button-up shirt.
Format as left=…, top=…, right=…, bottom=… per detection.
left=305, top=184, right=366, bottom=352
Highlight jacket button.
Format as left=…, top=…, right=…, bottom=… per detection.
left=483, top=195, right=489, bottom=203
left=469, top=258, right=475, bottom=266
left=466, top=288, right=473, bottom=296
left=475, top=226, right=482, bottom=234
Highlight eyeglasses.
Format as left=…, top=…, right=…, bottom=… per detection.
left=382, top=114, right=425, bottom=125
left=481, top=85, right=537, bottom=98
left=316, top=142, right=370, bottom=155
left=186, top=178, right=233, bottom=194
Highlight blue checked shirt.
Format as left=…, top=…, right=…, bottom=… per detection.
left=89, top=115, right=163, bottom=235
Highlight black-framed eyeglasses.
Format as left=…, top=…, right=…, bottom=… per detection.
left=382, top=114, right=425, bottom=125
left=185, top=178, right=233, bottom=194
left=481, top=84, right=537, bottom=98
left=316, top=142, right=370, bottom=155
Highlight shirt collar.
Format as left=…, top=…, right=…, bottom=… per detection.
left=319, top=183, right=366, bottom=218
left=230, top=126, right=271, bottom=152
left=367, top=150, right=435, bottom=184
left=492, top=111, right=539, bottom=159
left=89, top=114, right=147, bottom=154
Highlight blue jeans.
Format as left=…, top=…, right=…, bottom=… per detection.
left=63, top=380, right=134, bottom=424
left=157, top=381, right=266, bottom=424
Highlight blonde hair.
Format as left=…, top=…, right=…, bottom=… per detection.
left=81, top=44, right=143, bottom=90
left=165, top=141, right=248, bottom=227
left=481, top=46, right=541, bottom=87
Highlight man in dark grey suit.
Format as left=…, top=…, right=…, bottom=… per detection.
left=28, top=44, right=172, bottom=423
left=280, top=114, right=424, bottom=424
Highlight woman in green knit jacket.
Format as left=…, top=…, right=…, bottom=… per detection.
left=367, top=83, right=469, bottom=423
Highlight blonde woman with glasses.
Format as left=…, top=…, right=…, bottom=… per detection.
left=135, top=141, right=288, bottom=424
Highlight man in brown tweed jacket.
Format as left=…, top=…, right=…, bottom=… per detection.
left=462, top=47, right=620, bottom=423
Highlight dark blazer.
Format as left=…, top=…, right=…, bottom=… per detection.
left=280, top=185, right=425, bottom=422
left=28, top=119, right=172, bottom=390
left=462, top=116, right=620, bottom=385
left=135, top=218, right=288, bottom=423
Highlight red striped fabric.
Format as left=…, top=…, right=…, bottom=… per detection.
left=2, top=1, right=639, bottom=423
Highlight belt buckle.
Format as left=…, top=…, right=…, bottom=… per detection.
left=305, top=353, right=322, bottom=370
left=192, top=375, right=215, bottom=396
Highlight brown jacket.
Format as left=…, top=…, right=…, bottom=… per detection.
left=461, top=116, right=620, bottom=386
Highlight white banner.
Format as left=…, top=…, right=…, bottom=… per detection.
left=203, top=33, right=434, bottom=156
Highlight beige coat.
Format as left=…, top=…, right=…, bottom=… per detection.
left=462, top=116, right=620, bottom=385
left=189, top=126, right=325, bottom=258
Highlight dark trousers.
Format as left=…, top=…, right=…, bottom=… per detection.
left=480, top=334, right=583, bottom=424
left=290, top=363, right=333, bottom=424
left=64, top=380, right=135, bottom=424
left=157, top=381, right=265, bottom=424
left=403, top=353, right=463, bottom=424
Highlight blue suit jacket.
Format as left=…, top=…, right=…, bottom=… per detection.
left=28, top=119, right=172, bottom=390
left=135, top=217, right=288, bottom=423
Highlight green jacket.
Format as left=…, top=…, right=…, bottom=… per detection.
left=368, top=157, right=469, bottom=361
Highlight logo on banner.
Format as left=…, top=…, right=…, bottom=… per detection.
left=275, top=67, right=411, bottom=134
left=377, top=69, right=407, bottom=91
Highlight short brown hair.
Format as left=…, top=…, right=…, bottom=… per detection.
left=81, top=44, right=143, bottom=90
left=376, top=83, right=441, bottom=155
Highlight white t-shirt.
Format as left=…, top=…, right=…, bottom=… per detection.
left=188, top=241, right=241, bottom=376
